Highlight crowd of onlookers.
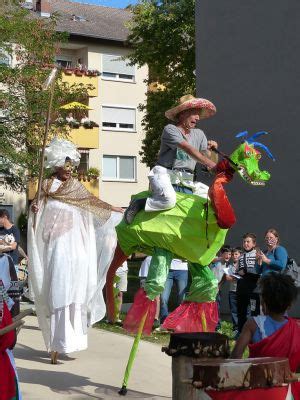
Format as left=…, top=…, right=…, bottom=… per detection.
left=113, top=227, right=292, bottom=338
left=210, top=228, right=289, bottom=338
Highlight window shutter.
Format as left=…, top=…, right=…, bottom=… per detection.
left=102, top=54, right=135, bottom=76
left=119, top=157, right=135, bottom=179
left=103, top=156, right=117, bottom=178
left=102, top=107, right=135, bottom=125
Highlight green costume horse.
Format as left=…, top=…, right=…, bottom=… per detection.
left=105, top=132, right=274, bottom=394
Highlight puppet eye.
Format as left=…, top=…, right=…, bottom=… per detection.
left=245, top=150, right=251, bottom=157
left=256, top=152, right=261, bottom=160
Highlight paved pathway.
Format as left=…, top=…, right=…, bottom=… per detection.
left=14, top=315, right=172, bottom=399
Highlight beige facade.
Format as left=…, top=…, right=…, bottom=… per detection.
left=59, top=41, right=149, bottom=207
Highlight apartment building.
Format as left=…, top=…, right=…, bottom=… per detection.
left=3, top=0, right=149, bottom=220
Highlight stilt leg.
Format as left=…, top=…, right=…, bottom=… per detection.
left=119, top=306, right=149, bottom=396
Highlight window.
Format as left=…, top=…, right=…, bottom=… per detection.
left=102, top=54, right=135, bottom=82
left=102, top=155, right=136, bottom=181
left=102, top=106, right=136, bottom=131
left=55, top=56, right=72, bottom=68
left=0, top=51, right=11, bottom=66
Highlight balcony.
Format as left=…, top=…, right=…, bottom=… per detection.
left=61, top=70, right=99, bottom=97
left=68, top=126, right=99, bottom=149
left=28, top=178, right=99, bottom=200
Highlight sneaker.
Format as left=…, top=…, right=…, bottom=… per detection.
left=154, top=325, right=169, bottom=333
left=153, top=319, right=160, bottom=329
left=124, top=198, right=147, bottom=224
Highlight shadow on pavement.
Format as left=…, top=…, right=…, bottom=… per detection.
left=14, top=343, right=51, bottom=364
left=17, top=367, right=171, bottom=399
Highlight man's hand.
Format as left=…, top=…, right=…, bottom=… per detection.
left=112, top=206, right=124, bottom=214
left=207, top=140, right=218, bottom=150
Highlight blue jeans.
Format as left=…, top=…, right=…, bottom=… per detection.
left=160, top=269, right=188, bottom=323
left=215, top=291, right=221, bottom=331
left=228, top=291, right=238, bottom=331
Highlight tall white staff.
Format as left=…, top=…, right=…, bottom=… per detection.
left=33, top=67, right=58, bottom=230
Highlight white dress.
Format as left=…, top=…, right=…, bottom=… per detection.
left=28, top=179, right=121, bottom=353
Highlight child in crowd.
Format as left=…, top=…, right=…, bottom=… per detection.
left=231, top=272, right=300, bottom=399
left=225, top=247, right=242, bottom=338
left=210, top=246, right=232, bottom=331
left=236, top=233, right=260, bottom=334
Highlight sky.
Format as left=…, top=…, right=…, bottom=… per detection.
left=70, top=0, right=139, bottom=8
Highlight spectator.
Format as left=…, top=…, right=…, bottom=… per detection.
left=0, top=209, right=20, bottom=272
left=139, top=256, right=160, bottom=329
left=160, top=258, right=188, bottom=325
left=0, top=253, right=20, bottom=317
left=236, top=233, right=260, bottom=334
left=210, top=246, right=232, bottom=331
left=256, top=228, right=288, bottom=276
left=231, top=272, right=300, bottom=399
left=225, top=247, right=242, bottom=338
left=114, top=261, right=128, bottom=324
left=66, top=112, right=75, bottom=123
left=81, top=113, right=91, bottom=125
left=76, top=58, right=83, bottom=69
left=0, top=282, right=20, bottom=399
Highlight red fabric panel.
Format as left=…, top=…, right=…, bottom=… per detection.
left=162, top=301, right=218, bottom=333
left=209, top=159, right=236, bottom=229
left=105, top=243, right=128, bottom=322
left=0, top=303, right=16, bottom=400
left=123, top=288, right=157, bottom=335
left=249, top=318, right=300, bottom=400
left=206, top=386, right=289, bottom=400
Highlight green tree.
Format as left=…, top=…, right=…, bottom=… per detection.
left=0, top=1, right=92, bottom=191
left=127, top=0, right=195, bottom=167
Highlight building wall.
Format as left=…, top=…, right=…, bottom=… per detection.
left=195, top=0, right=300, bottom=259
left=87, top=43, right=149, bottom=207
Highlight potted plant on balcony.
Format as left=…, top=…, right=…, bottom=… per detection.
left=86, top=69, right=100, bottom=77
left=69, top=119, right=80, bottom=129
left=82, top=120, right=93, bottom=129
left=77, top=169, right=85, bottom=182
left=63, top=67, right=73, bottom=75
left=90, top=121, right=99, bottom=128
left=74, top=68, right=85, bottom=77
left=87, top=167, right=100, bottom=181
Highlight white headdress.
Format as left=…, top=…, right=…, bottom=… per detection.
left=44, top=138, right=81, bottom=169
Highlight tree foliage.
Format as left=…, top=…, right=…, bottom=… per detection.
left=127, top=0, right=195, bottom=167
left=0, top=2, right=91, bottom=191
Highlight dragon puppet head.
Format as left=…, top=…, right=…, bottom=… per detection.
left=229, top=131, right=274, bottom=186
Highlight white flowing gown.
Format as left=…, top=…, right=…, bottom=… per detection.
left=28, top=179, right=121, bottom=353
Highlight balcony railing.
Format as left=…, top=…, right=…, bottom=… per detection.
left=61, top=69, right=99, bottom=97
left=68, top=126, right=99, bottom=149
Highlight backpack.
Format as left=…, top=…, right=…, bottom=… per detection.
left=283, top=258, right=300, bottom=288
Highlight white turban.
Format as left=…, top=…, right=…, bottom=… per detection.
left=44, top=138, right=81, bottom=169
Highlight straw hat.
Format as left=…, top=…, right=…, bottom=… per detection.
left=165, top=94, right=216, bottom=121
